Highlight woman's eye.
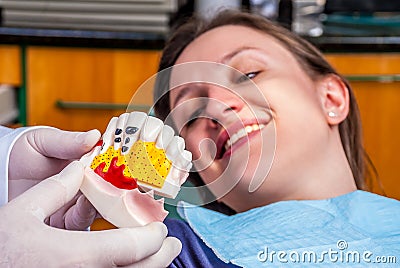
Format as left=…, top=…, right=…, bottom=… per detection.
left=186, top=117, right=197, bottom=126
left=246, top=72, right=259, bottom=79
left=186, top=108, right=203, bottom=127
left=236, top=71, right=259, bottom=83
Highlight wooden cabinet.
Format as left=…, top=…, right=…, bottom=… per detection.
left=27, top=47, right=160, bottom=132
left=0, top=45, right=21, bottom=86
left=325, top=53, right=400, bottom=200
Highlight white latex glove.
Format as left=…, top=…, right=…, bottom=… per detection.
left=0, top=161, right=182, bottom=267
left=8, top=127, right=101, bottom=186
left=8, top=127, right=101, bottom=230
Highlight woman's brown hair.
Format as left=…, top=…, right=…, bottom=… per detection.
left=154, top=10, right=376, bottom=192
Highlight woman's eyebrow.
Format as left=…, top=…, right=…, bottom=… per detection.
left=221, top=46, right=260, bottom=64
left=171, top=86, right=192, bottom=108
left=171, top=47, right=263, bottom=107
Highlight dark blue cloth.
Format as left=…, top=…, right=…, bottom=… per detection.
left=165, top=218, right=240, bottom=268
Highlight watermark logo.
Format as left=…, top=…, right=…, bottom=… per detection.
left=336, top=239, right=348, bottom=250
left=257, top=239, right=397, bottom=264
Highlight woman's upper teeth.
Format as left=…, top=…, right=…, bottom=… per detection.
left=224, top=124, right=265, bottom=150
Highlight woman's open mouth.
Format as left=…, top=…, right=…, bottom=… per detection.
left=224, top=124, right=265, bottom=151
left=215, top=120, right=267, bottom=159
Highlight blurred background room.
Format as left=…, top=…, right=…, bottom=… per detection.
left=0, top=0, right=399, bottom=201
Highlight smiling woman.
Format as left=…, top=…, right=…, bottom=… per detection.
left=153, top=10, right=400, bottom=268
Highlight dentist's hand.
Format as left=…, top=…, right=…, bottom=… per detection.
left=0, top=162, right=182, bottom=267
left=8, top=127, right=101, bottom=230
left=8, top=127, right=100, bottom=186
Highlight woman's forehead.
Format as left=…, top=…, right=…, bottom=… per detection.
left=175, top=25, right=291, bottom=64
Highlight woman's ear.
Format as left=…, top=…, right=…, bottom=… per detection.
left=317, top=74, right=350, bottom=125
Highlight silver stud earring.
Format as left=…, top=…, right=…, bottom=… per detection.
left=328, top=111, right=336, bottom=118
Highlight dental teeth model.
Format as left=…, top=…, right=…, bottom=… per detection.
left=80, top=112, right=192, bottom=228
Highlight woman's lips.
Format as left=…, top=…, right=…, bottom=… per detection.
left=215, top=119, right=268, bottom=159
left=224, top=124, right=265, bottom=151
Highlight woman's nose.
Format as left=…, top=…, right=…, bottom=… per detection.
left=204, top=87, right=244, bottom=127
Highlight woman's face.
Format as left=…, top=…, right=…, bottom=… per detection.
left=169, top=25, right=329, bottom=212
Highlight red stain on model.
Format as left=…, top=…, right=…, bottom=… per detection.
left=94, top=156, right=138, bottom=190
left=95, top=140, right=103, bottom=147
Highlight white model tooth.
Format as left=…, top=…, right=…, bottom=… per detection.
left=167, top=167, right=188, bottom=186
left=123, top=112, right=147, bottom=152
left=179, top=170, right=190, bottom=185
left=141, top=116, right=163, bottom=142
left=175, top=150, right=192, bottom=185
left=114, top=113, right=129, bottom=150
left=252, top=124, right=259, bottom=131
left=101, top=117, right=118, bottom=153
left=174, top=150, right=192, bottom=171
left=182, top=150, right=192, bottom=169
left=156, top=125, right=175, bottom=149
left=169, top=167, right=182, bottom=185
left=186, top=161, right=193, bottom=172
left=80, top=146, right=101, bottom=166
left=166, top=136, right=185, bottom=160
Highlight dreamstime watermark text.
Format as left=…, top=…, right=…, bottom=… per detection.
left=257, top=240, right=397, bottom=264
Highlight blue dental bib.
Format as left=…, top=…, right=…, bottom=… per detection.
left=177, top=191, right=400, bottom=267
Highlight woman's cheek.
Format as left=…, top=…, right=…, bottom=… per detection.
left=187, top=134, right=219, bottom=174
left=187, top=140, right=201, bottom=161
